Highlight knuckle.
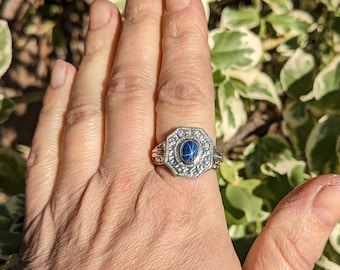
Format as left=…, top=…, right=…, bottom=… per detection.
left=164, top=18, right=206, bottom=43
left=107, top=68, right=154, bottom=104
left=40, top=96, right=64, bottom=116
left=157, top=78, right=211, bottom=109
left=125, top=2, right=160, bottom=26
left=65, top=103, right=102, bottom=128
left=270, top=229, right=311, bottom=269
left=27, top=147, right=56, bottom=175
left=84, top=26, right=116, bottom=56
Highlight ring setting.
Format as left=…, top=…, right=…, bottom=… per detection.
left=152, top=127, right=223, bottom=178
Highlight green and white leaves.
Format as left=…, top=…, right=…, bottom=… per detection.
left=226, top=179, right=263, bottom=222
left=320, top=0, right=340, bottom=12
left=267, top=10, right=315, bottom=37
left=280, top=48, right=315, bottom=97
left=221, top=7, right=260, bottom=30
left=313, top=56, right=340, bottom=100
left=0, top=20, right=12, bottom=79
left=211, top=30, right=262, bottom=70
left=239, top=71, right=282, bottom=109
left=306, top=116, right=340, bottom=174
left=218, top=81, right=247, bottom=141
left=263, top=0, right=293, bottom=14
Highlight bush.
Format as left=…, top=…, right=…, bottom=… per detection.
left=0, top=0, right=339, bottom=269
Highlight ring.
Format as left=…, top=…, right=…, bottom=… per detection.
left=152, top=127, right=223, bottom=178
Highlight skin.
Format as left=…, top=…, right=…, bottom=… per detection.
left=22, top=0, right=340, bottom=269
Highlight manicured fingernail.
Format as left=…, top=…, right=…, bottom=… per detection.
left=313, top=176, right=340, bottom=227
left=166, top=0, right=191, bottom=12
left=89, top=0, right=112, bottom=30
left=50, top=60, right=67, bottom=89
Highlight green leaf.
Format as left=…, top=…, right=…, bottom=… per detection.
left=244, top=135, right=290, bottom=178
left=261, top=153, right=306, bottom=187
left=211, top=30, right=262, bottom=70
left=305, top=115, right=340, bottom=174
left=217, top=81, right=247, bottom=141
left=0, top=95, right=16, bottom=125
left=329, top=223, right=340, bottom=261
left=0, top=20, right=12, bottom=79
left=280, top=48, right=315, bottom=97
left=263, top=0, right=293, bottom=14
left=219, top=159, right=244, bottom=183
left=307, top=90, right=340, bottom=117
left=220, top=7, right=260, bottom=30
left=0, top=148, right=26, bottom=195
left=319, top=0, right=340, bottom=12
left=313, top=56, right=340, bottom=100
left=283, top=101, right=314, bottom=155
left=267, top=11, right=315, bottom=36
left=226, top=179, right=263, bottom=222
left=0, top=232, right=22, bottom=261
left=0, top=195, right=24, bottom=262
left=237, top=71, right=282, bottom=109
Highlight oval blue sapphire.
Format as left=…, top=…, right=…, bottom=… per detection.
left=180, top=140, right=200, bottom=164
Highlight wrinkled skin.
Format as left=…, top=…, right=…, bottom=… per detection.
left=22, top=0, right=340, bottom=269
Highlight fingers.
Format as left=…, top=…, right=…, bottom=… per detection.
left=156, top=0, right=215, bottom=143
left=59, top=0, right=121, bottom=186
left=244, top=175, right=340, bottom=270
left=101, top=0, right=163, bottom=174
left=26, top=60, right=76, bottom=223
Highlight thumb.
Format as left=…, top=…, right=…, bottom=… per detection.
left=243, top=174, right=340, bottom=270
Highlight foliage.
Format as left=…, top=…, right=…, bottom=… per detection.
left=0, top=20, right=15, bottom=126
left=209, top=0, right=340, bottom=267
left=0, top=0, right=340, bottom=269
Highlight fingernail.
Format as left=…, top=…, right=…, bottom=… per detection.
left=166, top=0, right=191, bottom=12
left=313, top=175, right=340, bottom=227
left=50, top=60, right=67, bottom=89
left=89, top=0, right=112, bottom=30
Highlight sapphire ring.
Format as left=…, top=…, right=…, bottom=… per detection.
left=152, top=127, right=223, bottom=178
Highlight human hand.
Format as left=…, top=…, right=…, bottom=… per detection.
left=22, top=0, right=340, bottom=269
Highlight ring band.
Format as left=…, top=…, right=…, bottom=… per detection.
left=152, top=127, right=223, bottom=178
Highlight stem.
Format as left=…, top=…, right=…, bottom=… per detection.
left=12, top=90, right=45, bottom=104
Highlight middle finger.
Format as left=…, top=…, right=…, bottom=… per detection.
left=101, top=0, right=163, bottom=175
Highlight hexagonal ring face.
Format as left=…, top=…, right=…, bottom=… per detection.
left=164, top=127, right=214, bottom=178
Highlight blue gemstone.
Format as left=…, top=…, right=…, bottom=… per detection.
left=180, top=140, right=200, bottom=164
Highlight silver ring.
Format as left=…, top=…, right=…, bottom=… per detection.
left=152, top=127, right=223, bottom=178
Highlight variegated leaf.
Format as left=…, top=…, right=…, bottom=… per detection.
left=236, top=71, right=282, bottom=109
left=313, top=56, right=340, bottom=100
left=226, top=179, right=263, bottom=222
left=267, top=10, right=315, bottom=36
left=0, top=20, right=12, bottom=79
left=263, top=0, right=293, bottom=14
left=218, top=81, right=247, bottom=142
left=305, top=115, right=340, bottom=174
left=220, top=7, right=260, bottom=30
left=320, top=0, right=340, bottom=12
left=211, top=30, right=262, bottom=70
left=283, top=101, right=314, bottom=155
left=280, top=48, right=315, bottom=96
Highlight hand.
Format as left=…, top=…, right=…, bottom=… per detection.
left=22, top=0, right=340, bottom=269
